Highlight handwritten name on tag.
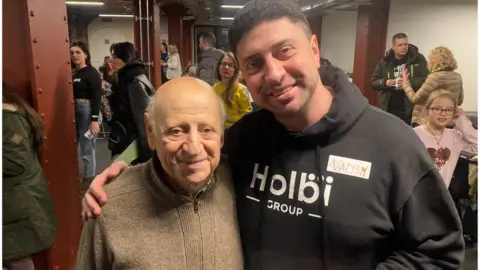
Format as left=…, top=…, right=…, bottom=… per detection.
left=327, top=155, right=372, bottom=180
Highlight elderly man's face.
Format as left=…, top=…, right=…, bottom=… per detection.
left=146, top=83, right=224, bottom=187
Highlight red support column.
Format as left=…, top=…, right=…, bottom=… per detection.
left=162, top=3, right=186, bottom=61
left=3, top=0, right=81, bottom=269
left=181, top=18, right=195, bottom=67
left=352, top=1, right=391, bottom=107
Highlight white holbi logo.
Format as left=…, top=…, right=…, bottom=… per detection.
left=247, top=163, right=335, bottom=219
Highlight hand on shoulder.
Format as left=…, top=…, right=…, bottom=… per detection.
left=81, top=161, right=129, bottom=220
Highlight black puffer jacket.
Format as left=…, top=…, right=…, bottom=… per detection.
left=109, top=61, right=155, bottom=164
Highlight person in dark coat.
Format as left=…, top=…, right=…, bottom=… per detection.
left=2, top=82, right=58, bottom=270
left=108, top=42, right=155, bottom=164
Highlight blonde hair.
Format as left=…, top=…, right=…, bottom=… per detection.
left=168, top=44, right=178, bottom=55
left=428, top=46, right=457, bottom=72
left=422, top=90, right=458, bottom=117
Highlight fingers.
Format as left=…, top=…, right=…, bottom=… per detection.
left=93, top=125, right=100, bottom=136
left=89, top=173, right=109, bottom=205
left=88, top=161, right=128, bottom=204
left=108, top=161, right=129, bottom=176
left=82, top=190, right=102, bottom=220
left=82, top=161, right=129, bottom=219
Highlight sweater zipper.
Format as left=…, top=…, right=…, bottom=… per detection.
left=191, top=172, right=216, bottom=213
left=193, top=197, right=199, bottom=213
left=193, top=189, right=205, bottom=213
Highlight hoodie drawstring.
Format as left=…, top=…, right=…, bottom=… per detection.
left=315, top=145, right=329, bottom=270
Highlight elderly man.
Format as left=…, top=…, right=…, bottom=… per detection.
left=82, top=0, right=464, bottom=269
left=76, top=77, right=243, bottom=269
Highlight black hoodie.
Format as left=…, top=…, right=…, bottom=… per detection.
left=222, top=65, right=464, bottom=269
left=109, top=61, right=154, bottom=164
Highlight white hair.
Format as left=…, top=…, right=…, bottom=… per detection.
left=146, top=94, right=227, bottom=135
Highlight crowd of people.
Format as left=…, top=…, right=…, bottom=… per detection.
left=2, top=0, right=478, bottom=269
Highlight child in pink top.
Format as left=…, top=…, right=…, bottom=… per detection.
left=414, top=90, right=477, bottom=187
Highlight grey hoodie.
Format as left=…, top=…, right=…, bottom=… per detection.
left=196, top=47, right=225, bottom=85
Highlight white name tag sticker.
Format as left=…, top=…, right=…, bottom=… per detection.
left=326, top=155, right=372, bottom=180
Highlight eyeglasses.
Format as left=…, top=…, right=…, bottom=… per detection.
left=429, top=107, right=455, bottom=115
left=220, top=62, right=234, bottom=69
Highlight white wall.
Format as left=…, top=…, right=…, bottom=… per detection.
left=387, top=0, right=478, bottom=111
left=88, top=17, right=135, bottom=68
left=87, top=16, right=169, bottom=68
left=320, top=1, right=478, bottom=111
left=320, top=11, right=358, bottom=74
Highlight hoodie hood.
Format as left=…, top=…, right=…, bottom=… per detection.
left=117, top=60, right=148, bottom=82
left=384, top=44, right=420, bottom=62
left=272, top=65, right=369, bottom=147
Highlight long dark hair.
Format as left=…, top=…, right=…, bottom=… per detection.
left=161, top=42, right=168, bottom=53
left=70, top=41, right=92, bottom=68
left=3, top=82, right=45, bottom=155
left=215, top=52, right=240, bottom=108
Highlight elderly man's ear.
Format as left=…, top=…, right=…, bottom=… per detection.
left=144, top=112, right=156, bottom=150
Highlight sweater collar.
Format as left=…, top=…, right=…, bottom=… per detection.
left=150, top=152, right=217, bottom=202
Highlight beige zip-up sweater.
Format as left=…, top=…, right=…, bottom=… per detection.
left=403, top=70, right=463, bottom=125
left=76, top=155, right=243, bottom=270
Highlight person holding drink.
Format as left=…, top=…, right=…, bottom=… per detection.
left=370, top=33, right=429, bottom=124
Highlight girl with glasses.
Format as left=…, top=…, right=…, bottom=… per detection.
left=414, top=90, right=477, bottom=187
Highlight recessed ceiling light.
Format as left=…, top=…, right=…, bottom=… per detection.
left=99, top=14, right=134, bottom=18
left=220, top=17, right=234, bottom=20
left=221, top=5, right=243, bottom=9
left=66, top=1, right=104, bottom=5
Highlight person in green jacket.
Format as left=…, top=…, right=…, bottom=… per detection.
left=371, top=33, right=429, bottom=124
left=2, top=83, right=58, bottom=270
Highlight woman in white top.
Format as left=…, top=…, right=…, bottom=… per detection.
left=165, top=44, right=182, bottom=80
